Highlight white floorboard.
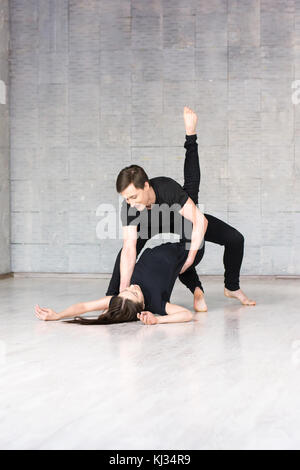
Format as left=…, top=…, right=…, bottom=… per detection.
left=0, top=276, right=299, bottom=450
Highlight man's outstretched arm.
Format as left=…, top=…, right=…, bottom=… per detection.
left=119, top=225, right=138, bottom=292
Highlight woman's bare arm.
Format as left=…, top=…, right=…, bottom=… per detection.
left=137, top=302, right=194, bottom=325
left=158, top=302, right=194, bottom=323
left=35, top=296, right=113, bottom=321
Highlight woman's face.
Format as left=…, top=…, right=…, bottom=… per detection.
left=119, top=284, right=145, bottom=307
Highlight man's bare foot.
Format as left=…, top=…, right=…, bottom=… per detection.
left=224, top=288, right=256, bottom=306
left=194, top=287, right=208, bottom=312
left=183, top=106, right=198, bottom=136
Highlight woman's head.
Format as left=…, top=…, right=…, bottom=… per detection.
left=67, top=284, right=145, bottom=326
left=118, top=284, right=145, bottom=306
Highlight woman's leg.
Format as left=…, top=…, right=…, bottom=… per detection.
left=178, top=128, right=207, bottom=311
left=179, top=109, right=255, bottom=307
left=178, top=244, right=205, bottom=293
left=182, top=133, right=200, bottom=206
left=179, top=133, right=205, bottom=293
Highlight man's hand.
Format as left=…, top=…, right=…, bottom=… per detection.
left=35, top=304, right=60, bottom=321
left=137, top=311, right=158, bottom=325
left=179, top=257, right=195, bottom=274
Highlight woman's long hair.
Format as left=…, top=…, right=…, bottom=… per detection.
left=65, top=295, right=144, bottom=325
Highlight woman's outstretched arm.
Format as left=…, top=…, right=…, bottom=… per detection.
left=137, top=302, right=194, bottom=325
left=35, top=296, right=113, bottom=321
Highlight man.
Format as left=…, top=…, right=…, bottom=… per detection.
left=106, top=107, right=255, bottom=311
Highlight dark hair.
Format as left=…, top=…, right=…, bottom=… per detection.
left=116, top=165, right=149, bottom=193
left=65, top=295, right=144, bottom=326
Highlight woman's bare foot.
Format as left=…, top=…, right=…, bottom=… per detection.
left=224, top=288, right=256, bottom=306
left=183, top=106, right=198, bottom=135
left=194, top=287, right=208, bottom=312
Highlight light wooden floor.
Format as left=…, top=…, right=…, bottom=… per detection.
left=0, top=276, right=300, bottom=450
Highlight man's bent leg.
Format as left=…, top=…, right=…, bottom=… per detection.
left=204, top=214, right=243, bottom=291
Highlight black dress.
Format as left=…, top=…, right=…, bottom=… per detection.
left=130, top=242, right=189, bottom=315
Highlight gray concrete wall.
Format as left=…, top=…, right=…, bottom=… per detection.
left=9, top=0, right=300, bottom=274
left=0, top=0, right=10, bottom=275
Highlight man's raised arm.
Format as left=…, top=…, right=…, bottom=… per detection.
left=119, top=225, right=138, bottom=292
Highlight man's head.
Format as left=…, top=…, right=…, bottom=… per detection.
left=116, top=165, right=152, bottom=211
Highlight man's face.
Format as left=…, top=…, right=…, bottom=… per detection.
left=121, top=182, right=151, bottom=211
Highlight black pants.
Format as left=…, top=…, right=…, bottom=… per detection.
left=106, top=135, right=244, bottom=295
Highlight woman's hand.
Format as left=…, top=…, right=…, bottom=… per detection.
left=137, top=311, right=158, bottom=325
left=35, top=304, right=60, bottom=321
